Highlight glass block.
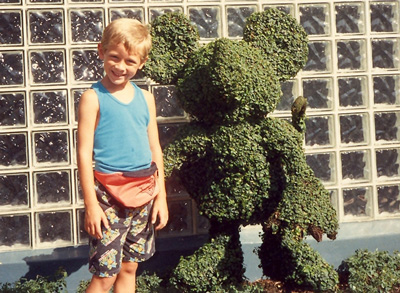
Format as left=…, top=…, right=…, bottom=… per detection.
left=372, top=38, right=399, bottom=69
left=165, top=173, right=188, bottom=198
left=196, top=213, right=210, bottom=234
left=72, top=88, right=86, bottom=123
left=263, top=5, right=293, bottom=16
left=70, top=0, right=102, bottom=3
left=375, top=112, right=400, bottom=142
left=306, top=152, right=335, bottom=183
left=29, top=0, right=62, bottom=3
left=343, top=187, right=372, bottom=218
left=32, top=90, right=67, bottom=125
left=77, top=209, right=88, bottom=244
left=339, top=113, right=368, bottom=144
left=0, top=11, right=22, bottom=45
left=335, top=3, right=364, bottom=34
left=303, top=41, right=331, bottom=72
left=35, top=171, right=71, bottom=204
left=226, top=6, right=257, bottom=38
left=0, top=92, right=26, bottom=127
left=71, top=49, right=103, bottom=82
left=159, top=200, right=192, bottom=237
left=378, top=185, right=400, bottom=215
left=370, top=2, right=399, bottom=33
left=341, top=150, right=370, bottom=181
left=0, top=133, right=27, bottom=167
left=29, top=50, right=66, bottom=84
left=28, top=10, right=63, bottom=45
left=152, top=86, right=185, bottom=118
left=0, top=0, right=21, bottom=4
left=338, top=76, right=367, bottom=108
left=276, top=80, right=296, bottom=112
left=189, top=7, right=220, bottom=39
left=0, top=174, right=28, bottom=207
left=110, top=0, right=143, bottom=2
left=299, top=4, right=330, bottom=36
left=302, top=78, right=333, bottom=109
left=70, top=10, right=103, bottom=43
left=0, top=51, right=24, bottom=86
left=75, top=169, right=83, bottom=202
left=149, top=7, right=183, bottom=22
left=305, top=115, right=333, bottom=147
left=158, top=123, right=184, bottom=149
left=110, top=8, right=144, bottom=22
left=0, top=214, right=30, bottom=247
left=376, top=148, right=400, bottom=179
left=34, top=131, right=69, bottom=164
left=329, top=189, right=339, bottom=214
left=36, top=211, right=72, bottom=244
left=337, top=39, right=366, bottom=71
left=373, top=75, right=400, bottom=105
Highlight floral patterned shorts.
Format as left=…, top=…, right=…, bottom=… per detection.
left=88, top=180, right=155, bottom=278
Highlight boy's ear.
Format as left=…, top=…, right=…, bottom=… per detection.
left=97, top=43, right=105, bottom=60
left=139, top=56, right=148, bottom=70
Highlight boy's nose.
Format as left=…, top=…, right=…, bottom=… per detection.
left=114, top=61, right=125, bottom=72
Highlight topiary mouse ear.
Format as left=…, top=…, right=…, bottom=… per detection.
left=143, top=12, right=199, bottom=85
left=243, top=8, right=308, bottom=82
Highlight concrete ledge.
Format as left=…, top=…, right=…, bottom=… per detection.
left=240, top=219, right=400, bottom=281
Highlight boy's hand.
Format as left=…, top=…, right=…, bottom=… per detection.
left=85, top=204, right=109, bottom=239
left=151, top=196, right=169, bottom=231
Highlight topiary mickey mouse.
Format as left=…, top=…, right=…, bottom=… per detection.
left=144, top=9, right=339, bottom=292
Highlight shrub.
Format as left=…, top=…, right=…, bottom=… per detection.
left=168, top=234, right=244, bottom=292
left=339, top=249, right=400, bottom=293
left=0, top=268, right=66, bottom=293
left=136, top=272, right=164, bottom=293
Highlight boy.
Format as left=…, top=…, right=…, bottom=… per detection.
left=77, top=18, right=168, bottom=293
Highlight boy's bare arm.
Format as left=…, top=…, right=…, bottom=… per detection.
left=143, top=90, right=169, bottom=230
left=77, top=89, right=109, bottom=239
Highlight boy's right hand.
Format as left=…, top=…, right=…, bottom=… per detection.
left=84, top=204, right=110, bottom=239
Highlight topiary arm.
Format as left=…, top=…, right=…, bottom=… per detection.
left=163, top=123, right=210, bottom=178
left=261, top=117, right=339, bottom=239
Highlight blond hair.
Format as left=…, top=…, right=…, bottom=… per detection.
left=101, top=18, right=152, bottom=61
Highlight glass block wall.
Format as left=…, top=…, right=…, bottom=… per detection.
left=0, top=0, right=399, bottom=252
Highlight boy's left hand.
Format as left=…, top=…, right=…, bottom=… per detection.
left=151, top=195, right=169, bottom=230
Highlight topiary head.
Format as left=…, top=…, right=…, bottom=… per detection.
left=144, top=9, right=308, bottom=125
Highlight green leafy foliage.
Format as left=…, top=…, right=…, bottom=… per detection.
left=243, top=8, right=309, bottom=82
left=0, top=268, right=67, bottom=293
left=143, top=12, right=199, bottom=84
left=168, top=234, right=245, bottom=292
left=136, top=272, right=164, bottom=293
left=177, top=39, right=281, bottom=125
left=339, top=249, right=400, bottom=293
left=145, top=8, right=339, bottom=292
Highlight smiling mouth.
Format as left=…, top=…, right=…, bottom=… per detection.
left=112, top=70, right=125, bottom=77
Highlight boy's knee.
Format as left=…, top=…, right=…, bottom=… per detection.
left=120, top=262, right=138, bottom=275
left=88, top=275, right=116, bottom=292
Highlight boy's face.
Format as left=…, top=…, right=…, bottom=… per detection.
left=98, top=42, right=146, bottom=87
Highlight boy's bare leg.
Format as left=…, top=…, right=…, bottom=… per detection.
left=114, top=262, right=138, bottom=293
left=86, top=275, right=116, bottom=293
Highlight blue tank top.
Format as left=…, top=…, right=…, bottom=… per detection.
left=92, top=81, right=152, bottom=173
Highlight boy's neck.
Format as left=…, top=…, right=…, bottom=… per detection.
left=101, top=76, right=132, bottom=93
left=101, top=76, right=135, bottom=103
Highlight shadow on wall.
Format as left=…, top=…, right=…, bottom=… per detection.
left=22, top=246, right=89, bottom=280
